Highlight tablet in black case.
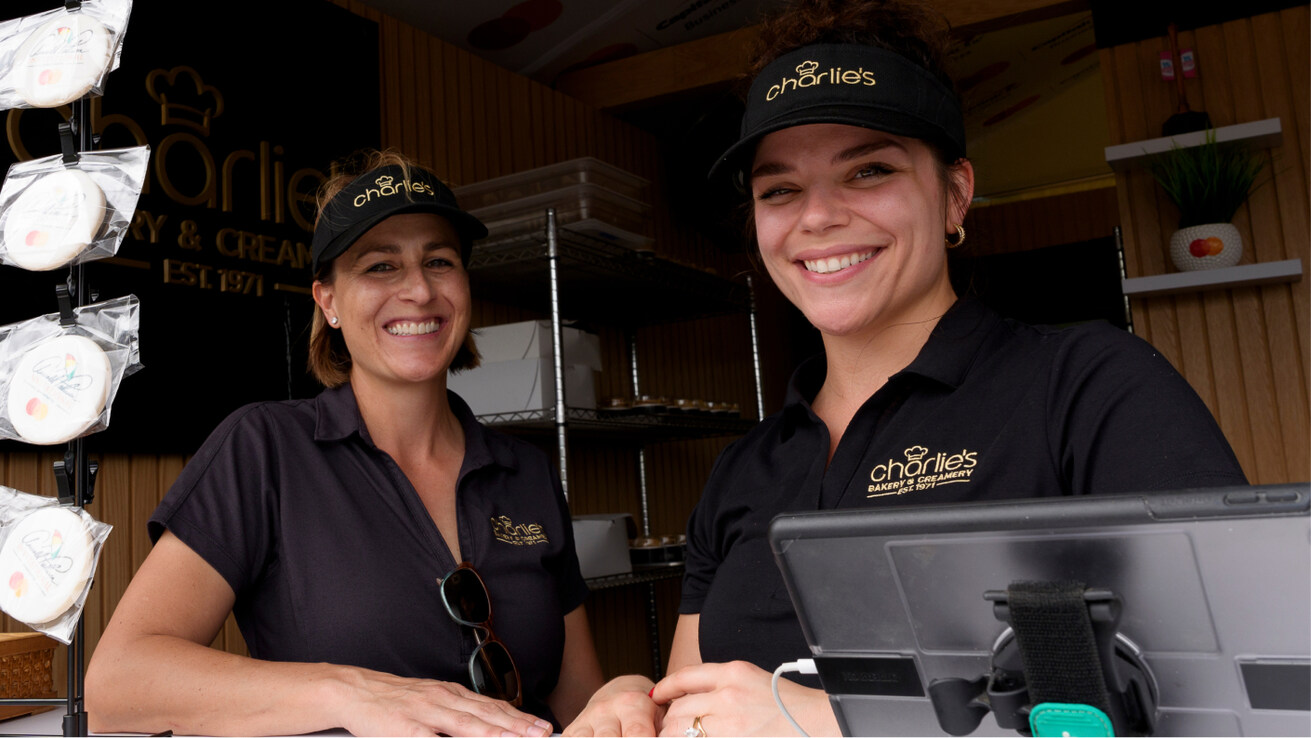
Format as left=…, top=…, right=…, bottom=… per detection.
left=769, top=484, right=1311, bottom=737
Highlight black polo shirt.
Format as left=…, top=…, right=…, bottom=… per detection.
left=149, top=384, right=588, bottom=729
left=682, top=298, right=1246, bottom=675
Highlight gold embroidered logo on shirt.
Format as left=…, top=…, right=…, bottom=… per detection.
left=867, top=445, right=979, bottom=497
left=490, top=515, right=549, bottom=546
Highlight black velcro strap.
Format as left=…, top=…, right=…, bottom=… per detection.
left=1006, top=580, right=1113, bottom=715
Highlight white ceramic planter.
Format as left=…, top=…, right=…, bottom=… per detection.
left=1169, top=223, right=1243, bottom=271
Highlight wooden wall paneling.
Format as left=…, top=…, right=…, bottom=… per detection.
left=1101, top=8, right=1310, bottom=483
left=571, top=95, right=591, bottom=162
left=2, top=452, right=40, bottom=495
left=488, top=64, right=507, bottom=179
left=549, top=94, right=567, bottom=166
left=963, top=187, right=1120, bottom=256
left=529, top=83, right=551, bottom=169
left=93, top=456, right=132, bottom=652
left=494, top=64, right=514, bottom=176
left=439, top=44, right=460, bottom=182
left=127, top=456, right=157, bottom=573
left=467, top=43, right=487, bottom=182
left=1202, top=291, right=1258, bottom=470
left=508, top=75, right=532, bottom=175
left=1180, top=22, right=1255, bottom=464
left=1171, top=293, right=1217, bottom=411
left=411, top=29, right=433, bottom=169
left=1255, top=9, right=1311, bottom=478
left=1223, top=16, right=1300, bottom=483
left=567, top=96, right=588, bottom=164
left=398, top=24, right=420, bottom=158
left=380, top=14, right=402, bottom=150
left=1259, top=9, right=1311, bottom=324
left=1234, top=288, right=1291, bottom=479
left=424, top=33, right=448, bottom=178
left=1283, top=8, right=1311, bottom=183
left=452, top=45, right=473, bottom=184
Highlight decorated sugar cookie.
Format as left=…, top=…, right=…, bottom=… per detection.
left=0, top=506, right=94, bottom=624
left=5, top=334, right=112, bottom=445
left=12, top=14, right=114, bottom=108
left=2, top=168, right=106, bottom=271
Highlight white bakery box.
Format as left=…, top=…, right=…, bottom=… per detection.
left=571, top=513, right=635, bottom=580
left=448, top=320, right=601, bottom=416
left=453, top=157, right=654, bottom=251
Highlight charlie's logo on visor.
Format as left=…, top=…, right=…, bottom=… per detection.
left=867, top=445, right=978, bottom=497
left=765, top=59, right=877, bottom=101
left=351, top=174, right=436, bottom=208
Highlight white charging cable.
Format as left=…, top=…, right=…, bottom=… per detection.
left=772, top=658, right=818, bottom=737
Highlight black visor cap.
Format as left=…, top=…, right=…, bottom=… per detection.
left=709, top=44, right=966, bottom=183
left=311, top=164, right=487, bottom=275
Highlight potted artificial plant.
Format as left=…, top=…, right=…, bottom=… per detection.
left=1149, top=130, right=1266, bottom=272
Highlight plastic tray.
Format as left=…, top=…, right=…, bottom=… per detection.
left=471, top=182, right=654, bottom=250
left=453, top=157, right=650, bottom=211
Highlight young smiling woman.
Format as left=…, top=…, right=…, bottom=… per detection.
left=564, top=1, right=1244, bottom=736
left=750, top=124, right=972, bottom=454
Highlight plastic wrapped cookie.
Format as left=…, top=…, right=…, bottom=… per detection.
left=5, top=334, right=112, bottom=445
left=0, top=505, right=95, bottom=625
left=1, top=168, right=107, bottom=271
left=11, top=13, right=114, bottom=108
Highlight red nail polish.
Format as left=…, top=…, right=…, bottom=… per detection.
left=648, top=687, right=655, bottom=698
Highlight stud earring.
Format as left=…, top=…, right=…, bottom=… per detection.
left=946, top=224, right=966, bottom=249
left=330, top=316, right=339, bottom=326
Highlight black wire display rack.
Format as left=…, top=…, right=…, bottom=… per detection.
left=0, top=99, right=99, bottom=738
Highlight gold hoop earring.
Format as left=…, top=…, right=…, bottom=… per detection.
left=946, top=224, right=966, bottom=249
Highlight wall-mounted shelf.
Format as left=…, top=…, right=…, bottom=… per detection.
left=1122, top=258, right=1303, bottom=297
left=1104, top=117, right=1283, bottom=170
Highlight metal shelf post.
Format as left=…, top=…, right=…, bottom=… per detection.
left=546, top=208, right=569, bottom=500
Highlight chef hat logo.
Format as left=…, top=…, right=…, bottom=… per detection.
left=147, top=66, right=224, bottom=135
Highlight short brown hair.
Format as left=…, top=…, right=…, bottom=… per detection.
left=307, top=148, right=480, bottom=387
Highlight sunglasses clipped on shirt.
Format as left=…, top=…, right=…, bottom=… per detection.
left=437, top=562, right=523, bottom=706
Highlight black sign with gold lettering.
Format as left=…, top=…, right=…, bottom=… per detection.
left=0, top=0, right=380, bottom=452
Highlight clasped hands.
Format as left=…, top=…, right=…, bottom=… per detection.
left=564, top=661, right=830, bottom=737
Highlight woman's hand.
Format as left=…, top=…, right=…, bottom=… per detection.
left=651, top=661, right=839, bottom=737
left=333, top=669, right=554, bottom=737
left=562, top=674, right=663, bottom=736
